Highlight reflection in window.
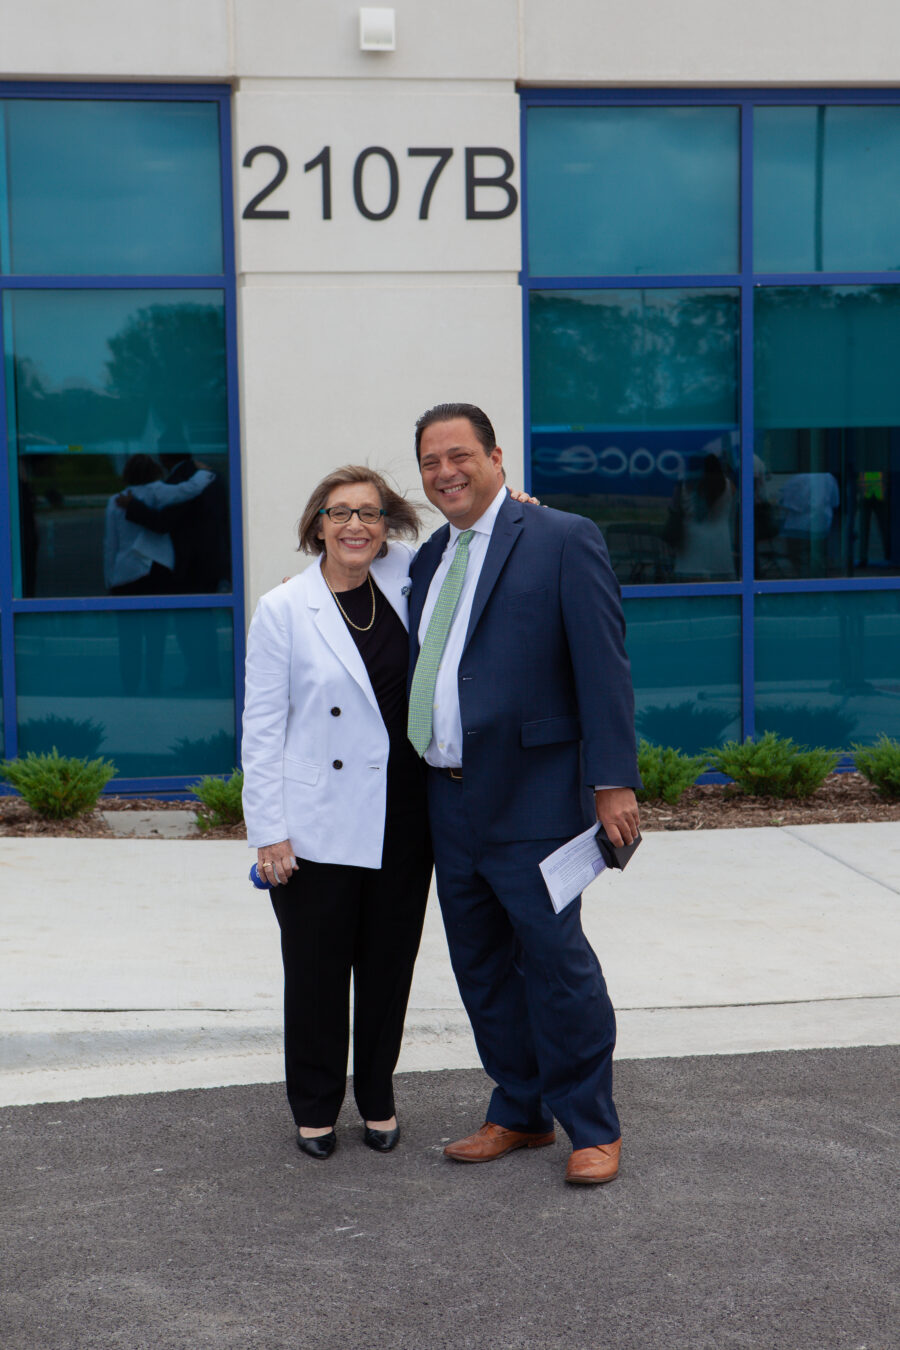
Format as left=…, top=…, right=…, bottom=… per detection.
left=754, top=286, right=900, bottom=580
left=755, top=592, right=900, bottom=746
left=4, top=290, right=231, bottom=598
left=15, top=610, right=236, bottom=778
left=624, top=597, right=742, bottom=753
left=530, top=288, right=740, bottom=584
left=754, top=106, right=900, bottom=274
left=527, top=105, right=739, bottom=276
left=2, top=99, right=223, bottom=276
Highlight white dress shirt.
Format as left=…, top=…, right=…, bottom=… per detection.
left=418, top=484, right=508, bottom=768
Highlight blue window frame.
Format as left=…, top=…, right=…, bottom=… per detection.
left=521, top=88, right=900, bottom=751
left=0, top=83, right=242, bottom=793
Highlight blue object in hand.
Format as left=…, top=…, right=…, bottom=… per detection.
left=249, top=863, right=271, bottom=890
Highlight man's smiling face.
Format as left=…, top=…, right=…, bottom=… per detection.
left=417, top=417, right=504, bottom=529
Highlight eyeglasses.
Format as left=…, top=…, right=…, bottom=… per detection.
left=318, top=506, right=385, bottom=524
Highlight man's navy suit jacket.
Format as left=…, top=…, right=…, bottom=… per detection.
left=408, top=494, right=641, bottom=844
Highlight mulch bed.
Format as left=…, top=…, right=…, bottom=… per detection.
left=0, top=796, right=244, bottom=840
left=638, top=771, right=900, bottom=831
left=1, top=774, right=897, bottom=838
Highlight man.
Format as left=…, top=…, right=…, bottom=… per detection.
left=408, top=402, right=641, bottom=1185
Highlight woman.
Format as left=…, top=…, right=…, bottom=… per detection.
left=241, top=466, right=431, bottom=1160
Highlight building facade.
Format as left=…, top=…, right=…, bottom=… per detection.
left=1, top=1, right=899, bottom=789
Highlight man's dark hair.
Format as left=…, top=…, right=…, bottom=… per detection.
left=414, top=403, right=496, bottom=462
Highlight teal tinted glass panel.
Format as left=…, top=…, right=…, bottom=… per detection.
left=754, top=106, right=900, bottom=273
left=624, top=596, right=742, bottom=754
left=527, top=106, right=739, bottom=276
left=531, top=289, right=741, bottom=583
left=4, top=289, right=231, bottom=598
left=755, top=592, right=900, bottom=746
left=754, top=286, right=900, bottom=579
left=4, top=99, right=223, bottom=275
left=15, top=610, right=236, bottom=778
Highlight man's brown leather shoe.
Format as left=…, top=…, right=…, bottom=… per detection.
left=443, top=1122, right=556, bottom=1163
left=564, top=1138, right=622, bottom=1185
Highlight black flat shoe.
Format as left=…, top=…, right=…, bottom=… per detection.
left=296, top=1129, right=336, bottom=1159
left=363, top=1123, right=400, bottom=1153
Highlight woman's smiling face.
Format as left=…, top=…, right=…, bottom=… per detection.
left=317, top=481, right=387, bottom=577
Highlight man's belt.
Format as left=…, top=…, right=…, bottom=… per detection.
left=430, top=765, right=463, bottom=782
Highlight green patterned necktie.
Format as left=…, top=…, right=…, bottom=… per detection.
left=407, top=530, right=474, bottom=756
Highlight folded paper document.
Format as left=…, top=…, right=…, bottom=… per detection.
left=540, top=823, right=642, bottom=914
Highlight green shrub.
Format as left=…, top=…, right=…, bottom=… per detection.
left=636, top=740, right=708, bottom=805
left=852, top=735, right=900, bottom=799
left=1, top=748, right=115, bottom=820
left=191, top=769, right=244, bottom=831
left=706, top=732, right=838, bottom=799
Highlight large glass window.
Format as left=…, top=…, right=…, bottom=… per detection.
left=524, top=93, right=900, bottom=754
left=754, top=107, right=900, bottom=274
left=527, top=106, right=739, bottom=276
left=15, top=610, right=236, bottom=778
left=0, top=86, right=238, bottom=790
left=5, top=289, right=231, bottom=598
left=1, top=99, right=223, bottom=276
left=755, top=285, right=900, bottom=580
left=530, top=288, right=740, bottom=583
left=624, top=597, right=742, bottom=754
left=755, top=592, right=900, bottom=744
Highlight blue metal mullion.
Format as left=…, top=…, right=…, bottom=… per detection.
left=739, top=100, right=756, bottom=743
left=525, top=273, right=742, bottom=290
left=522, top=87, right=900, bottom=108
left=219, top=89, right=246, bottom=771
left=0, top=82, right=232, bottom=101
left=519, top=92, right=533, bottom=492
left=10, top=594, right=234, bottom=614
left=622, top=582, right=744, bottom=600
left=0, top=291, right=17, bottom=758
left=0, top=274, right=224, bottom=290
left=753, top=575, right=900, bottom=594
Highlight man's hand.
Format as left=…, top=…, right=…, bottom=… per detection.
left=594, top=788, right=640, bottom=847
left=257, top=841, right=298, bottom=887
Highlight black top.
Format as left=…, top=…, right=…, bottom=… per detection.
left=328, top=575, right=425, bottom=816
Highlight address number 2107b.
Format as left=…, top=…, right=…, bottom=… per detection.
left=241, top=145, right=518, bottom=222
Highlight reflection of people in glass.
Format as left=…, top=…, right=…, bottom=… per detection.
left=121, top=428, right=230, bottom=594
left=120, top=429, right=231, bottom=689
left=780, top=472, right=840, bottom=576
left=671, top=453, right=737, bottom=580
left=105, top=453, right=213, bottom=695
left=105, top=453, right=214, bottom=596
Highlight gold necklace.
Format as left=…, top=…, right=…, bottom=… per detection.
left=323, top=570, right=376, bottom=632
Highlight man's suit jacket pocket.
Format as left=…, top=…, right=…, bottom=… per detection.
left=506, top=586, right=547, bottom=611
left=283, top=754, right=320, bottom=786
left=521, top=715, right=581, bottom=747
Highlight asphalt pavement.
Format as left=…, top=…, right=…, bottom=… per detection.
left=2, top=1049, right=897, bottom=1350
left=1, top=821, right=898, bottom=1348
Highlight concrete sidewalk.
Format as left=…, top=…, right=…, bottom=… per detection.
left=2, top=822, right=897, bottom=1106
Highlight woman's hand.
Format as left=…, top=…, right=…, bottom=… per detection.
left=257, top=842, right=298, bottom=886
left=508, top=488, right=542, bottom=505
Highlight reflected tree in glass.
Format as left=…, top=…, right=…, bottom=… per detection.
left=6, top=292, right=230, bottom=598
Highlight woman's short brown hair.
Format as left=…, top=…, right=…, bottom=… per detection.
left=297, top=465, right=423, bottom=557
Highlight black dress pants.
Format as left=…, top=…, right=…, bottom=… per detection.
left=270, top=808, right=432, bottom=1127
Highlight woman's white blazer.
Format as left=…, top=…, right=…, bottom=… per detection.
left=241, top=542, right=414, bottom=869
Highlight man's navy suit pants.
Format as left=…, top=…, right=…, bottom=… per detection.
left=428, top=770, right=621, bottom=1149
